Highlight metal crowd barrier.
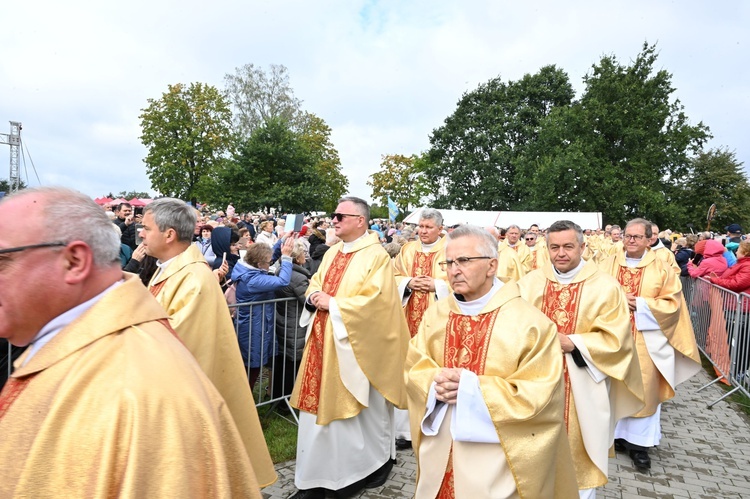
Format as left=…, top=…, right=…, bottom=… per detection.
left=229, top=296, right=305, bottom=424
left=687, top=277, right=750, bottom=406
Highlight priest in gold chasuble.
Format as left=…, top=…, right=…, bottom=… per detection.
left=485, top=226, right=526, bottom=282
left=518, top=220, right=644, bottom=498
left=406, top=225, right=578, bottom=499
left=289, top=197, right=410, bottom=499
left=143, top=198, right=276, bottom=487
left=0, top=188, right=261, bottom=498
left=393, top=208, right=451, bottom=449
left=598, top=218, right=701, bottom=471
left=499, top=224, right=533, bottom=272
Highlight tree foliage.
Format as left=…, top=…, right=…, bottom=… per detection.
left=139, top=83, right=233, bottom=200
left=218, top=118, right=319, bottom=213
left=116, top=190, right=151, bottom=199
left=682, top=149, right=750, bottom=232
left=297, top=112, right=349, bottom=213
left=367, top=154, right=429, bottom=213
left=422, top=65, right=575, bottom=209
left=0, top=178, right=27, bottom=194
left=224, top=64, right=302, bottom=139
left=517, top=43, right=710, bottom=228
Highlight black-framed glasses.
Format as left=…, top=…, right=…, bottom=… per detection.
left=0, top=242, right=67, bottom=256
left=438, top=256, right=492, bottom=271
left=331, top=212, right=362, bottom=222
left=622, top=234, right=645, bottom=241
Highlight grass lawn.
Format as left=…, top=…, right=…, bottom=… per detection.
left=258, top=403, right=299, bottom=463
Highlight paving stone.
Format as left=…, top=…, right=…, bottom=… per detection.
left=264, top=369, right=750, bottom=498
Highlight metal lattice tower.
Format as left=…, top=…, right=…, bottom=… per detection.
left=0, top=121, right=22, bottom=192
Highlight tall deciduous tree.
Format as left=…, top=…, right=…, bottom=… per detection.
left=681, top=149, right=750, bottom=232
left=224, top=63, right=302, bottom=138
left=139, top=83, right=233, bottom=200
left=0, top=178, right=27, bottom=194
left=423, top=65, right=574, bottom=209
left=367, top=154, right=429, bottom=213
left=297, top=112, right=348, bottom=213
left=518, top=43, right=710, bottom=228
left=220, top=118, right=318, bottom=213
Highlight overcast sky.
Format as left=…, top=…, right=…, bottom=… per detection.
left=2, top=0, right=748, bottom=205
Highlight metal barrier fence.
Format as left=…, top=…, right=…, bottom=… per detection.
left=685, top=277, right=750, bottom=406
left=229, top=296, right=304, bottom=423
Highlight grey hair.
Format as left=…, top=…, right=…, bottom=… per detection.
left=4, top=187, right=120, bottom=267
left=447, top=225, right=498, bottom=259
left=507, top=224, right=521, bottom=231
left=338, top=196, right=370, bottom=221
left=625, top=218, right=653, bottom=239
left=419, top=208, right=443, bottom=227
left=610, top=224, right=622, bottom=231
left=143, top=198, right=197, bottom=242
left=547, top=220, right=584, bottom=244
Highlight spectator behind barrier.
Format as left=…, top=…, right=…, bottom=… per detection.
left=688, top=239, right=728, bottom=278
left=231, top=238, right=294, bottom=390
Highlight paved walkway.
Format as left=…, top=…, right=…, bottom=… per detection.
left=262, top=368, right=750, bottom=498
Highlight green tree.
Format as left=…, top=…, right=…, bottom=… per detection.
left=224, top=63, right=302, bottom=139
left=219, top=118, right=319, bottom=213
left=0, top=178, right=27, bottom=194
left=117, top=190, right=151, bottom=199
left=518, top=43, right=710, bottom=228
left=139, top=82, right=234, bottom=200
left=297, top=112, right=349, bottom=213
left=367, top=154, right=429, bottom=214
left=680, top=149, right=750, bottom=232
left=423, top=65, right=574, bottom=209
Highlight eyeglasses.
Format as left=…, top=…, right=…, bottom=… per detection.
left=622, top=234, right=645, bottom=241
left=0, top=242, right=67, bottom=256
left=330, top=213, right=362, bottom=222
left=438, top=256, right=492, bottom=271
left=525, top=237, right=536, bottom=241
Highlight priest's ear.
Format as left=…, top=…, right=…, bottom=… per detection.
left=61, top=241, right=95, bottom=284
left=487, top=257, right=498, bottom=278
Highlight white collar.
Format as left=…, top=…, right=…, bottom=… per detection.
left=552, top=259, right=586, bottom=284
left=455, top=278, right=504, bottom=316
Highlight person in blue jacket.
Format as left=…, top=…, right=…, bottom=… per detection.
left=231, top=236, right=295, bottom=389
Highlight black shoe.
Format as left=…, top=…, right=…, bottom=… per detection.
left=364, top=458, right=395, bottom=489
left=629, top=449, right=651, bottom=470
left=395, top=438, right=412, bottom=450
left=288, top=488, right=325, bottom=499
left=614, top=438, right=627, bottom=452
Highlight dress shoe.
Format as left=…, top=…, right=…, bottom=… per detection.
left=364, top=458, right=395, bottom=489
left=288, top=488, right=325, bottom=499
left=629, top=449, right=651, bottom=470
left=333, top=478, right=365, bottom=498
left=395, top=438, right=412, bottom=450
left=614, top=438, right=627, bottom=452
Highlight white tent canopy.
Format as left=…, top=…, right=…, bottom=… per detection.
left=402, top=208, right=603, bottom=230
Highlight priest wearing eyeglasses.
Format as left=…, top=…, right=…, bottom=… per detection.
left=405, top=225, right=578, bottom=498
left=598, top=218, right=701, bottom=471
left=289, top=196, right=410, bottom=499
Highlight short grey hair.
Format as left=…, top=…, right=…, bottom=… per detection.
left=625, top=218, right=653, bottom=239
left=4, top=187, right=120, bottom=267
left=506, top=224, right=521, bottom=232
left=447, top=225, right=498, bottom=259
left=547, top=220, right=584, bottom=244
left=143, top=198, right=197, bottom=242
left=338, top=196, right=370, bottom=222
left=420, top=208, right=443, bottom=227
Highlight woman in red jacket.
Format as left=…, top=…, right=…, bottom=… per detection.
left=710, top=241, right=750, bottom=380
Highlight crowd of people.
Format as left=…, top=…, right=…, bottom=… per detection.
left=2, top=189, right=747, bottom=498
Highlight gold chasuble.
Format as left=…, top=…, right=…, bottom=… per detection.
left=496, top=243, right=526, bottom=283
left=529, top=244, right=550, bottom=271
left=599, top=250, right=701, bottom=416
left=291, top=231, right=410, bottom=425
left=653, top=245, right=681, bottom=274
left=0, top=275, right=261, bottom=498
left=406, top=281, right=578, bottom=499
left=148, top=244, right=276, bottom=487
left=518, top=262, right=644, bottom=490
left=394, top=237, right=449, bottom=337
left=500, top=240, right=533, bottom=272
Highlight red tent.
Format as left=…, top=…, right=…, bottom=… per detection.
left=94, top=197, right=114, bottom=206
left=128, top=197, right=146, bottom=207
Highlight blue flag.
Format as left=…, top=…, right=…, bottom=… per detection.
left=387, top=197, right=399, bottom=222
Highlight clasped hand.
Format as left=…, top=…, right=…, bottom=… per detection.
left=434, top=368, right=462, bottom=405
